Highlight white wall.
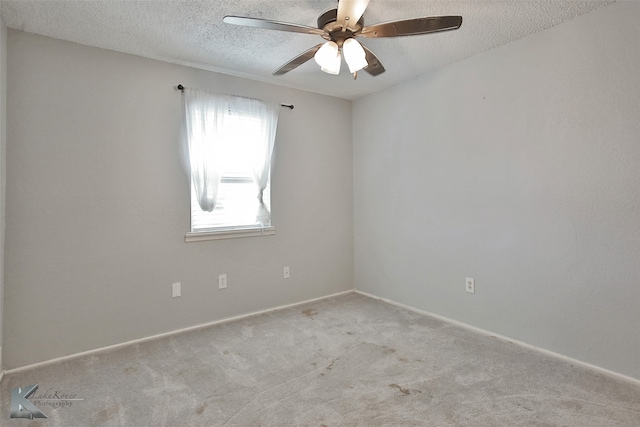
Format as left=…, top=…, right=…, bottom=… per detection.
left=0, top=19, right=6, bottom=370
left=4, top=31, right=353, bottom=369
left=354, top=1, right=640, bottom=380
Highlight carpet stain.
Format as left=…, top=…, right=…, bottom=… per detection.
left=382, top=346, right=397, bottom=354
left=389, top=383, right=420, bottom=396
left=95, top=404, right=120, bottom=423
left=124, top=366, right=138, bottom=374
left=223, top=350, right=230, bottom=355
left=560, top=400, right=583, bottom=411
left=326, top=358, right=338, bottom=370
left=346, top=331, right=355, bottom=335
left=196, top=402, right=208, bottom=415
left=302, top=308, right=318, bottom=319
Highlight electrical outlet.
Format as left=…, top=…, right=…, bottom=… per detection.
left=218, top=273, right=227, bottom=289
left=283, top=266, right=290, bottom=279
left=172, top=282, right=181, bottom=298
left=466, top=277, right=475, bottom=294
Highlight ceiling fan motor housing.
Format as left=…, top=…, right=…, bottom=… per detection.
left=318, top=8, right=364, bottom=45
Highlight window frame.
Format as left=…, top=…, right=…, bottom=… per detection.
left=183, top=92, right=278, bottom=242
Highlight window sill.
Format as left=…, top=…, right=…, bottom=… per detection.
left=185, top=226, right=276, bottom=242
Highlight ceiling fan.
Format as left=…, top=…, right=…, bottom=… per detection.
left=223, top=0, right=462, bottom=78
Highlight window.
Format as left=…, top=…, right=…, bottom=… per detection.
left=182, top=89, right=279, bottom=241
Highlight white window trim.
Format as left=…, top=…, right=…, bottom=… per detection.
left=185, top=226, right=276, bottom=242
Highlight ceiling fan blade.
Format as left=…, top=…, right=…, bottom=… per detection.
left=273, top=44, right=324, bottom=75
left=361, top=45, right=385, bottom=76
left=336, top=0, right=370, bottom=30
left=223, top=16, right=324, bottom=35
left=360, top=16, right=462, bottom=38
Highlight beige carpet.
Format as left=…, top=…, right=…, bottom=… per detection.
left=2, top=292, right=639, bottom=426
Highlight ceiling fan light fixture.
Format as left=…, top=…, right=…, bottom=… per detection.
left=225, top=2, right=463, bottom=78
left=342, top=38, right=368, bottom=73
left=315, top=41, right=341, bottom=74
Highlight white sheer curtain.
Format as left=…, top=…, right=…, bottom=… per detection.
left=183, top=88, right=227, bottom=212
left=227, top=97, right=280, bottom=225
left=184, top=88, right=279, bottom=225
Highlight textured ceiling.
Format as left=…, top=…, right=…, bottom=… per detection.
left=0, top=0, right=615, bottom=100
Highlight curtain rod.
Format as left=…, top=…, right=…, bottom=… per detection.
left=175, top=84, right=294, bottom=110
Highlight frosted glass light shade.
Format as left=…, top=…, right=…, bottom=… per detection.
left=343, top=38, right=368, bottom=73
left=314, top=41, right=341, bottom=75
left=321, top=50, right=341, bottom=75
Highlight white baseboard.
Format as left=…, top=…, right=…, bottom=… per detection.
left=355, top=290, right=640, bottom=386
left=5, top=289, right=355, bottom=375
